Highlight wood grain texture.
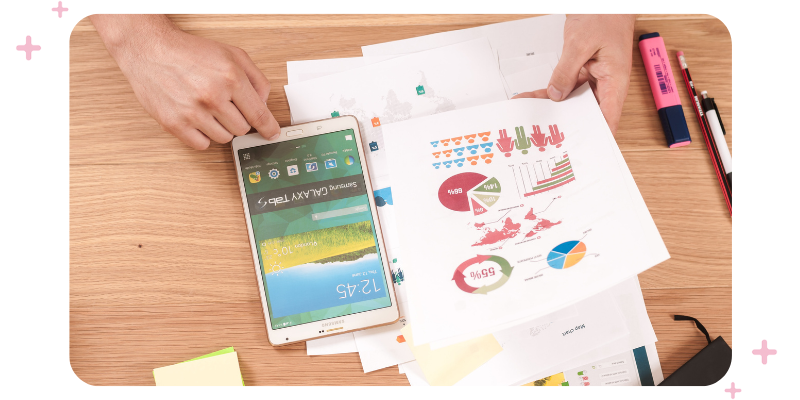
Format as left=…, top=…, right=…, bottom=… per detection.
left=71, top=14, right=719, bottom=32
left=70, top=14, right=732, bottom=386
left=69, top=288, right=731, bottom=386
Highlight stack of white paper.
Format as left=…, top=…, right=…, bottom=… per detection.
left=283, top=14, right=669, bottom=386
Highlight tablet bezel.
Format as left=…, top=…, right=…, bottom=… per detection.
left=232, top=116, right=399, bottom=346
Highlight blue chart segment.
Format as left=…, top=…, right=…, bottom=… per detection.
left=547, top=240, right=587, bottom=269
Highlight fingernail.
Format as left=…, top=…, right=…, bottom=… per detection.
left=548, top=85, right=563, bottom=101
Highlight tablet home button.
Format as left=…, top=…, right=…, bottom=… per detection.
left=286, top=129, right=304, bottom=137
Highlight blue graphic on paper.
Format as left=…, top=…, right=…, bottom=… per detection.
left=373, top=187, right=394, bottom=207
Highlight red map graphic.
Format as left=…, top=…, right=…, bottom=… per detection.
left=524, top=207, right=562, bottom=237
left=472, top=208, right=562, bottom=246
left=472, top=218, right=521, bottom=246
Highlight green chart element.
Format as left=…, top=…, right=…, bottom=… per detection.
left=514, top=126, right=532, bottom=154
left=532, top=172, right=574, bottom=192
left=416, top=85, right=425, bottom=95
left=472, top=273, right=509, bottom=294
left=473, top=256, right=514, bottom=294
left=473, top=193, right=499, bottom=207
left=473, top=177, right=501, bottom=193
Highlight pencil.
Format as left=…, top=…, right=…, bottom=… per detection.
left=676, top=51, right=732, bottom=215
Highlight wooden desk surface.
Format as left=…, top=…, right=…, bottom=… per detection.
left=70, top=14, right=732, bottom=386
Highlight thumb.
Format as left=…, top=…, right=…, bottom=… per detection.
left=548, top=41, right=596, bottom=101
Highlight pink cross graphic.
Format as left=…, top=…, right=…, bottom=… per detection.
left=725, top=382, right=741, bottom=399
left=52, top=2, right=68, bottom=18
left=753, top=339, right=777, bottom=364
left=16, top=36, right=41, bottom=61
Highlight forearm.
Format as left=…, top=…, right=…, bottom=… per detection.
left=90, top=15, right=179, bottom=62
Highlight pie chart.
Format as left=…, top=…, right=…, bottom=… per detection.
left=438, top=173, right=502, bottom=215
left=547, top=241, right=586, bottom=269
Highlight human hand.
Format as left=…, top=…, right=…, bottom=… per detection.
left=513, top=15, right=636, bottom=134
left=90, top=15, right=280, bottom=150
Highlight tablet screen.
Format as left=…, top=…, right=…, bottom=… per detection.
left=238, top=129, right=391, bottom=330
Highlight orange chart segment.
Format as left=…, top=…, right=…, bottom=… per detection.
left=564, top=252, right=586, bottom=269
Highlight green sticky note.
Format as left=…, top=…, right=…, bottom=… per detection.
left=184, top=347, right=236, bottom=363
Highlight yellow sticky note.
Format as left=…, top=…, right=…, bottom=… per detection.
left=400, top=325, right=503, bottom=386
left=523, top=372, right=566, bottom=386
left=153, top=351, right=244, bottom=386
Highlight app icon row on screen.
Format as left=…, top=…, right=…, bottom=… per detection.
left=248, top=156, right=356, bottom=183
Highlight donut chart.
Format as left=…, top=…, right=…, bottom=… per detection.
left=452, top=255, right=514, bottom=294
left=546, top=241, right=587, bottom=269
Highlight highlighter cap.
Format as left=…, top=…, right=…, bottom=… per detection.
left=658, top=105, right=692, bottom=147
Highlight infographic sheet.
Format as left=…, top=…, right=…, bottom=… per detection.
left=383, top=84, right=669, bottom=345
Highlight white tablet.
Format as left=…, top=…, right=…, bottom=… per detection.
left=232, top=116, right=399, bottom=346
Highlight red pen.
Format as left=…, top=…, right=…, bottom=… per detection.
left=676, top=51, right=732, bottom=215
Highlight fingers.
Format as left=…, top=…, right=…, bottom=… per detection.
left=168, top=115, right=234, bottom=150
left=232, top=82, right=281, bottom=140
left=548, top=35, right=597, bottom=101
left=512, top=66, right=591, bottom=100
left=512, top=88, right=548, bottom=99
left=233, top=47, right=272, bottom=104
left=582, top=59, right=630, bottom=134
left=593, top=78, right=627, bottom=134
left=172, top=128, right=212, bottom=150
left=197, top=115, right=235, bottom=144
left=211, top=101, right=251, bottom=137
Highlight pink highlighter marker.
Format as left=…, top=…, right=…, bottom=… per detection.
left=638, top=32, right=691, bottom=148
